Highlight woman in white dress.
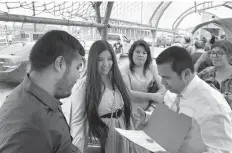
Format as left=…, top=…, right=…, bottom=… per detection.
left=69, top=40, right=132, bottom=153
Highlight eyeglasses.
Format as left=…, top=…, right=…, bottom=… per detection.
left=209, top=51, right=225, bottom=57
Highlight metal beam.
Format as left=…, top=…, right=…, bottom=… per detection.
left=149, top=2, right=172, bottom=47
left=110, top=24, right=157, bottom=31
left=0, top=13, right=105, bottom=28
left=224, top=4, right=232, bottom=10
left=173, top=3, right=224, bottom=30
left=101, top=2, right=114, bottom=40
left=172, top=2, right=212, bottom=30
left=203, top=11, right=220, bottom=20
left=154, top=2, right=172, bottom=29
left=149, top=2, right=164, bottom=26
left=32, top=1, right=36, bottom=32
left=89, top=16, right=153, bottom=28
left=110, top=24, right=175, bottom=33
left=153, top=2, right=172, bottom=47
left=0, top=13, right=176, bottom=34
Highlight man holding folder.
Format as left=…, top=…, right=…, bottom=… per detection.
left=136, top=46, right=232, bottom=153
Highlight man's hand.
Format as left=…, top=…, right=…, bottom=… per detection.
left=133, top=107, right=146, bottom=126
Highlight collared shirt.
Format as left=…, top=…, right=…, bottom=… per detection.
left=0, top=74, right=79, bottom=153
left=164, top=75, right=232, bottom=153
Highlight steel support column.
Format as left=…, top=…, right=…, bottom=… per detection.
left=101, top=2, right=114, bottom=40
left=149, top=2, right=164, bottom=47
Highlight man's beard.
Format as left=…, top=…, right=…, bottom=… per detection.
left=54, top=90, right=72, bottom=99
left=54, top=73, right=72, bottom=100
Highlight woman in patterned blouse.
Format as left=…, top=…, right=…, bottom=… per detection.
left=195, top=40, right=232, bottom=108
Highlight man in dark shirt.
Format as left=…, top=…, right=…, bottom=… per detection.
left=113, top=39, right=123, bottom=63
left=0, top=30, right=85, bottom=153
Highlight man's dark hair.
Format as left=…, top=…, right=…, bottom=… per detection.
left=210, top=35, right=216, bottom=45
left=194, top=40, right=205, bottom=49
left=156, top=46, right=194, bottom=76
left=29, top=30, right=85, bottom=71
left=184, top=36, right=191, bottom=43
left=202, top=37, right=207, bottom=44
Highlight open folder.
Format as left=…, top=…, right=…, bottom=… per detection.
left=115, top=103, right=192, bottom=153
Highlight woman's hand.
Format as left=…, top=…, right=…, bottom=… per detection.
left=133, top=107, right=146, bottom=127
left=197, top=51, right=210, bottom=64
left=195, top=51, right=211, bottom=72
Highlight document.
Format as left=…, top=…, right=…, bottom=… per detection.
left=115, top=128, right=166, bottom=152
left=115, top=103, right=192, bottom=153
left=143, top=103, right=192, bottom=153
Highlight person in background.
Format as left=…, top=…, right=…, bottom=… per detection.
left=196, top=40, right=232, bottom=108
left=209, top=35, right=218, bottom=45
left=136, top=46, right=232, bottom=153
left=0, top=30, right=85, bottom=153
left=204, top=43, right=211, bottom=52
left=202, top=37, right=207, bottom=45
left=193, top=37, right=199, bottom=45
left=171, top=41, right=182, bottom=47
left=204, top=35, right=217, bottom=52
left=68, top=40, right=132, bottom=153
left=113, top=38, right=123, bottom=63
left=180, top=36, right=194, bottom=54
left=191, top=40, right=212, bottom=73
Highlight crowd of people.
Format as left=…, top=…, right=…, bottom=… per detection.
left=0, top=30, right=231, bottom=153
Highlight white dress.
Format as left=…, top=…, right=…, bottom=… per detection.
left=66, top=76, right=131, bottom=153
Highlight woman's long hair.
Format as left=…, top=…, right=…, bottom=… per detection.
left=85, top=40, right=131, bottom=153
left=128, top=39, right=152, bottom=75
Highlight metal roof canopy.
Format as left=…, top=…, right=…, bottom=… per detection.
left=172, top=2, right=227, bottom=31
left=191, top=17, right=232, bottom=41
left=1, top=1, right=232, bottom=38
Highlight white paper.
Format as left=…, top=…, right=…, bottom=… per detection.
left=115, top=128, right=166, bottom=152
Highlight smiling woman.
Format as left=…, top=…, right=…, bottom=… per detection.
left=67, top=40, right=132, bottom=153
left=97, top=50, right=113, bottom=76
left=197, top=40, right=232, bottom=108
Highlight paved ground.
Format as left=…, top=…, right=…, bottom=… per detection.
left=0, top=46, right=165, bottom=107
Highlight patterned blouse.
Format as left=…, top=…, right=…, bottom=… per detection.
left=198, top=66, right=232, bottom=108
